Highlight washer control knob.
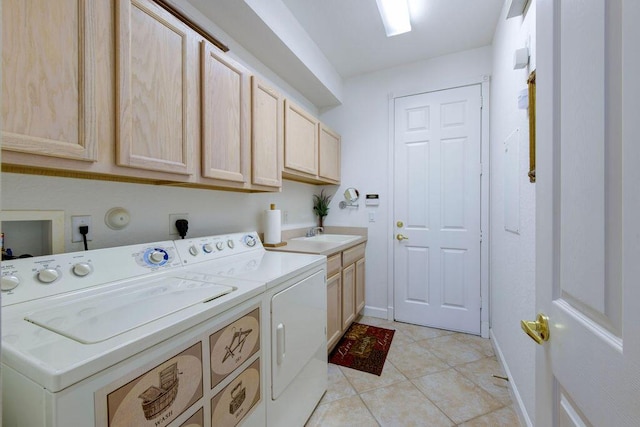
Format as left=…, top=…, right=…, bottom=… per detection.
left=1, top=275, right=20, bottom=291
left=72, top=263, right=92, bottom=277
left=149, top=251, right=166, bottom=264
left=189, top=245, right=199, bottom=256
left=227, top=239, right=235, bottom=249
left=37, top=268, right=59, bottom=284
left=216, top=242, right=225, bottom=251
left=203, top=244, right=213, bottom=254
left=244, top=235, right=257, bottom=247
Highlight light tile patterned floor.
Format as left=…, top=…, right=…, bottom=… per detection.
left=306, top=316, right=521, bottom=427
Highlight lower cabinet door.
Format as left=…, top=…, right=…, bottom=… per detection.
left=341, top=263, right=356, bottom=331
left=326, top=273, right=342, bottom=350
left=355, top=258, right=365, bottom=315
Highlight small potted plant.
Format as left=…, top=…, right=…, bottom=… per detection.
left=312, top=189, right=332, bottom=228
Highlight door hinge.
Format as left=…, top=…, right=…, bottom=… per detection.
left=480, top=231, right=483, bottom=242
left=480, top=95, right=484, bottom=109
left=480, top=162, right=483, bottom=176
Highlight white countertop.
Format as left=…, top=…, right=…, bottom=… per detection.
left=265, top=227, right=367, bottom=256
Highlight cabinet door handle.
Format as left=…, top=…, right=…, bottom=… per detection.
left=277, top=323, right=286, bottom=365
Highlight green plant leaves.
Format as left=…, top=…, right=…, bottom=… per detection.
left=313, top=189, right=332, bottom=217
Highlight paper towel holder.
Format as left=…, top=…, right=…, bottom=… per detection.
left=339, top=188, right=360, bottom=209
left=263, top=204, right=287, bottom=248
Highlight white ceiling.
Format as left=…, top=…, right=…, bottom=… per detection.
left=185, top=0, right=504, bottom=108
left=280, top=0, right=503, bottom=79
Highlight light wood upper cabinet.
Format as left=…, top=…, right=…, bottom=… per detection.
left=283, top=100, right=341, bottom=185
left=284, top=99, right=318, bottom=177
left=201, top=41, right=250, bottom=183
left=116, top=0, right=195, bottom=175
left=251, top=77, right=283, bottom=188
left=2, top=0, right=97, bottom=162
left=3, top=0, right=284, bottom=192
left=319, top=123, right=341, bottom=183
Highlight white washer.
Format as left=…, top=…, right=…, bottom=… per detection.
left=2, top=237, right=267, bottom=427
left=174, top=233, right=328, bottom=426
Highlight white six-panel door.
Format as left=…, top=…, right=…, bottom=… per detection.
left=535, top=0, right=640, bottom=424
left=393, top=85, right=482, bottom=334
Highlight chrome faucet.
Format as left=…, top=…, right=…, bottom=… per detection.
left=306, top=227, right=324, bottom=237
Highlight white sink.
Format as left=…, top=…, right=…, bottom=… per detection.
left=291, top=234, right=360, bottom=244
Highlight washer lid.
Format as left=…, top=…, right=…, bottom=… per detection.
left=24, top=277, right=234, bottom=344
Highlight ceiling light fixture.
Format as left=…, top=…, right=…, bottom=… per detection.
left=376, top=0, right=412, bottom=37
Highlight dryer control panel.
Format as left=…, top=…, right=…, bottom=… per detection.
left=174, top=232, right=263, bottom=265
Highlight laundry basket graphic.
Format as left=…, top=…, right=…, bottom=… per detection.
left=138, top=363, right=180, bottom=420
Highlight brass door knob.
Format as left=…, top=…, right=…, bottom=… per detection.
left=521, top=313, right=550, bottom=344
left=396, top=234, right=409, bottom=241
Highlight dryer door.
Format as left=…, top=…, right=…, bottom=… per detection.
left=271, top=270, right=327, bottom=399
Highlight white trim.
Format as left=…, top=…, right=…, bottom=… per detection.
left=491, top=328, right=534, bottom=427
left=535, top=1, right=557, bottom=423
left=480, top=76, right=491, bottom=338
left=386, top=91, right=396, bottom=323
left=387, top=76, right=491, bottom=336
left=392, top=74, right=491, bottom=100
left=362, top=305, right=388, bottom=319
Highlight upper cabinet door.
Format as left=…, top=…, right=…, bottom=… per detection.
left=284, top=100, right=318, bottom=176
left=2, top=0, right=97, bottom=161
left=251, top=77, right=283, bottom=188
left=318, top=123, right=341, bottom=183
left=201, top=42, right=250, bottom=183
left=116, top=0, right=195, bottom=175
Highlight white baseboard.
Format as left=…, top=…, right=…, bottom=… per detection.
left=490, top=329, right=534, bottom=427
left=362, top=306, right=387, bottom=319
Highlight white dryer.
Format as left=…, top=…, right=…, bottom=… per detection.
left=175, top=232, right=328, bottom=426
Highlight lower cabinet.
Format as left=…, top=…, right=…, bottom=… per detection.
left=355, top=258, right=366, bottom=314
left=326, top=272, right=342, bottom=350
left=326, top=243, right=366, bottom=351
left=341, top=263, right=356, bottom=331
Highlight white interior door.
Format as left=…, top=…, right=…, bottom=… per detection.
left=535, top=0, right=640, bottom=424
left=393, top=85, right=481, bottom=334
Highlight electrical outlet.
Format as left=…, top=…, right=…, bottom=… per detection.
left=71, top=215, right=93, bottom=242
left=282, top=211, right=288, bottom=225
left=169, top=213, right=189, bottom=235
left=368, top=212, right=376, bottom=222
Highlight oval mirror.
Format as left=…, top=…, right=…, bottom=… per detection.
left=344, top=188, right=360, bottom=202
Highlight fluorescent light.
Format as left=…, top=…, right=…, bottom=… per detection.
left=376, top=0, right=411, bottom=37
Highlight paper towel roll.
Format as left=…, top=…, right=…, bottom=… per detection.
left=264, top=209, right=281, bottom=244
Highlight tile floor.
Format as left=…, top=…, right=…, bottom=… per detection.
left=306, top=316, right=521, bottom=427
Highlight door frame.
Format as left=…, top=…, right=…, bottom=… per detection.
left=386, top=76, right=491, bottom=338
